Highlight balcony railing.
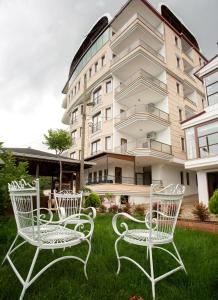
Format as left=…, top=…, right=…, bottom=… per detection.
left=114, top=139, right=172, bottom=155
left=184, top=97, right=197, bottom=106
left=111, top=13, right=163, bottom=43
left=198, top=132, right=218, bottom=158
left=92, top=122, right=102, bottom=134
left=115, top=69, right=167, bottom=94
left=111, top=39, right=164, bottom=65
left=115, top=104, right=169, bottom=124
left=184, top=70, right=194, bottom=81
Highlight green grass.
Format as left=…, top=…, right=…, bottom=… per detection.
left=0, top=214, right=218, bottom=300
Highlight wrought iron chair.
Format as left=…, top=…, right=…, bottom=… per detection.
left=54, top=190, right=96, bottom=233
left=2, top=179, right=94, bottom=300
left=112, top=184, right=186, bottom=300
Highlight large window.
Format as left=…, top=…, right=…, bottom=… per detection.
left=91, top=139, right=101, bottom=155
left=71, top=109, right=78, bottom=124
left=93, top=87, right=102, bottom=106
left=105, top=107, right=112, bottom=120
left=92, top=112, right=101, bottom=133
left=106, top=80, right=112, bottom=93
left=105, top=136, right=112, bottom=150
left=205, top=71, right=218, bottom=106
left=197, top=121, right=218, bottom=158
left=185, top=127, right=196, bottom=159
left=71, top=130, right=77, bottom=145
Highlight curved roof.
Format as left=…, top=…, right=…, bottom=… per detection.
left=68, top=14, right=111, bottom=80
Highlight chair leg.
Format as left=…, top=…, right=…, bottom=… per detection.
left=84, top=239, right=91, bottom=280
left=149, top=245, right=155, bottom=300
left=20, top=247, right=40, bottom=300
left=2, top=234, right=19, bottom=266
left=146, top=246, right=149, bottom=260
left=115, top=237, right=122, bottom=275
left=172, top=242, right=187, bottom=274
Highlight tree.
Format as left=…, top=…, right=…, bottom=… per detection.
left=43, top=129, right=72, bottom=190
left=0, top=143, right=31, bottom=215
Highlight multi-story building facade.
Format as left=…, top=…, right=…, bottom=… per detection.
left=61, top=0, right=207, bottom=202
left=182, top=55, right=218, bottom=206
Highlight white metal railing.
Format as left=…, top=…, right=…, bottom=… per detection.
left=92, top=122, right=102, bottom=134
left=115, top=69, right=167, bottom=94
left=185, top=97, right=197, bottom=106
left=111, top=39, right=164, bottom=65
left=115, top=104, right=169, bottom=124
left=114, top=139, right=172, bottom=155
left=111, top=13, right=163, bottom=43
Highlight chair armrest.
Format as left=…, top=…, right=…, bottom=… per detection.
left=112, top=212, right=145, bottom=237
left=81, top=207, right=96, bottom=219
left=73, top=213, right=94, bottom=239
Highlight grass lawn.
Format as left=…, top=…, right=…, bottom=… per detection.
left=0, top=214, right=218, bottom=300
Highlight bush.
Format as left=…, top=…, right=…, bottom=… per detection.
left=98, top=204, right=107, bottom=213
left=109, top=204, right=119, bottom=214
left=85, top=192, right=101, bottom=208
left=122, top=201, right=131, bottom=214
left=209, top=188, right=218, bottom=215
left=192, top=203, right=209, bottom=222
left=134, top=204, right=145, bottom=216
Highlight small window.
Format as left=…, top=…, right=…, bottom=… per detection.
left=186, top=172, right=190, bottom=186
left=74, top=86, right=76, bottom=95
left=105, top=107, right=112, bottom=120
left=181, top=137, right=185, bottom=151
left=99, top=170, right=103, bottom=182
left=199, top=57, right=202, bottom=66
left=70, top=152, right=76, bottom=159
left=175, top=36, right=178, bottom=47
left=176, top=56, right=180, bottom=68
left=88, top=173, right=92, bottom=184
left=78, top=81, right=80, bottom=91
left=105, top=136, right=112, bottom=150
left=179, top=109, right=182, bottom=121
left=95, top=62, right=98, bottom=73
left=84, top=73, right=87, bottom=84
left=89, top=68, right=92, bottom=78
left=101, top=55, right=105, bottom=67
left=176, top=82, right=180, bottom=94
left=80, top=127, right=82, bottom=137
left=180, top=171, right=184, bottom=185
left=104, top=169, right=108, bottom=181
left=81, top=105, right=83, bottom=115
left=106, top=80, right=112, bottom=93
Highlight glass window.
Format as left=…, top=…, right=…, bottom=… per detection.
left=207, top=82, right=218, bottom=96
left=176, top=56, right=180, bottom=68
left=70, top=152, right=76, bottom=159
left=176, top=82, right=180, bottom=94
left=181, top=137, right=185, bottom=151
left=105, top=136, right=112, bottom=150
left=106, top=80, right=112, bottom=93
left=186, top=173, right=190, bottom=185
left=197, top=121, right=218, bottom=137
left=205, top=71, right=218, bottom=86
left=95, top=62, right=98, bottom=73
left=180, top=172, right=184, bottom=185
left=175, top=36, right=178, bottom=47
left=71, top=109, right=78, bottom=123
left=185, top=127, right=197, bottom=159
left=101, top=55, right=105, bottom=66
left=197, top=121, right=218, bottom=158
left=179, top=109, right=182, bottom=121
left=92, top=112, right=101, bottom=133
left=105, top=107, right=112, bottom=120
left=93, top=87, right=102, bottom=105
left=208, top=93, right=218, bottom=106
left=91, top=139, right=101, bottom=155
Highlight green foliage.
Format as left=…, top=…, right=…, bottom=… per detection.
left=81, top=186, right=92, bottom=193
left=209, top=188, right=218, bottom=215
left=192, top=203, right=209, bottom=222
left=43, top=129, right=72, bottom=155
left=104, top=192, right=113, bottom=201
left=39, top=177, right=52, bottom=196
left=134, top=204, right=145, bottom=216
left=0, top=146, right=31, bottom=215
left=85, top=192, right=101, bottom=208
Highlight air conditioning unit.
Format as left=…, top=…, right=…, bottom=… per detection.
left=147, top=131, right=156, bottom=139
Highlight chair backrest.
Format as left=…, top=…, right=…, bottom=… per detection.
left=54, top=190, right=83, bottom=220
left=8, top=179, right=40, bottom=241
left=149, top=184, right=185, bottom=238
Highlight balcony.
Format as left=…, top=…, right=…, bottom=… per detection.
left=115, top=69, right=167, bottom=105
left=114, top=139, right=172, bottom=159
left=183, top=58, right=195, bottom=82
left=115, top=104, right=170, bottom=137
left=92, top=122, right=102, bottom=134
left=111, top=13, right=163, bottom=49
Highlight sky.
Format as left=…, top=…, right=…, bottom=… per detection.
left=0, top=0, right=217, bottom=151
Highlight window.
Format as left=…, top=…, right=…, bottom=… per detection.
left=81, top=105, right=83, bottom=115
left=101, top=55, right=105, bottom=66
left=185, top=127, right=197, bottom=159
left=95, top=62, right=98, bottom=73
left=181, top=137, right=185, bottom=151
left=176, top=82, right=180, bottom=94
left=89, top=67, right=92, bottom=78
left=84, top=73, right=87, bottom=84
left=93, top=87, right=102, bottom=106
left=179, top=109, right=182, bottom=121
left=78, top=81, right=80, bottom=91
left=105, top=107, right=112, bottom=120
left=180, top=171, right=184, bottom=185
left=186, top=172, right=190, bottom=185
left=93, top=171, right=97, bottom=183
left=71, top=130, right=77, bottom=145
left=80, top=127, right=82, bottom=137
left=91, top=139, right=101, bottom=155
left=205, top=71, right=218, bottom=106
left=175, top=36, right=178, bottom=47
left=176, top=56, right=180, bottom=68
left=106, top=80, right=112, bottom=93
left=197, top=121, right=218, bottom=158
left=104, top=169, right=108, bottom=181
left=71, top=109, right=78, bottom=124
left=105, top=136, right=112, bottom=150
left=88, top=173, right=92, bottom=184
left=70, top=152, right=76, bottom=159
left=74, top=86, right=76, bottom=95
left=92, top=112, right=101, bottom=133
left=99, top=170, right=103, bottom=182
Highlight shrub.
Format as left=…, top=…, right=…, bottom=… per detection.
left=98, top=204, right=107, bottom=213
left=85, top=192, right=101, bottom=208
left=81, top=186, right=92, bottom=193
left=209, top=188, right=218, bottom=215
left=109, top=204, right=119, bottom=214
left=192, top=203, right=209, bottom=222
left=122, top=201, right=131, bottom=214
left=134, top=204, right=145, bottom=216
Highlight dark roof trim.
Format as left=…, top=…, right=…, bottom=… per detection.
left=85, top=151, right=134, bottom=161
left=194, top=54, right=218, bottom=80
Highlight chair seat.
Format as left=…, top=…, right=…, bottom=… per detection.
left=61, top=218, right=90, bottom=225
left=124, top=229, right=172, bottom=246
left=21, top=225, right=85, bottom=249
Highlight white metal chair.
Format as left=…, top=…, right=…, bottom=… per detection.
left=2, top=179, right=94, bottom=300
left=112, top=184, right=186, bottom=299
left=54, top=190, right=96, bottom=233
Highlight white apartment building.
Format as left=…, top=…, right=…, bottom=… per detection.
left=182, top=55, right=218, bottom=206
left=61, top=0, right=207, bottom=202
